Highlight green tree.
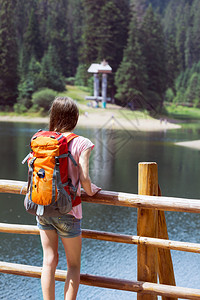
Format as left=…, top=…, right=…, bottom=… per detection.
left=81, top=0, right=129, bottom=94
left=82, top=0, right=129, bottom=68
left=22, top=5, right=43, bottom=74
left=38, top=0, right=81, bottom=78
left=191, top=0, right=200, bottom=64
left=75, top=64, right=90, bottom=86
left=166, top=36, right=179, bottom=93
left=81, top=0, right=103, bottom=64
left=149, top=0, right=170, bottom=14
left=98, top=0, right=130, bottom=96
left=165, top=88, right=175, bottom=103
left=115, top=12, right=147, bottom=109
left=0, top=0, right=19, bottom=106
left=173, top=88, right=185, bottom=104
left=24, top=5, right=43, bottom=60
left=140, top=5, right=167, bottom=110
left=14, top=0, right=40, bottom=41
left=17, top=56, right=41, bottom=108
left=162, top=0, right=177, bottom=37
left=185, top=26, right=194, bottom=68
left=39, top=44, right=66, bottom=92
left=45, top=1, right=69, bottom=77
left=96, top=1, right=129, bottom=71
left=14, top=0, right=30, bottom=47
left=185, top=72, right=200, bottom=105
left=163, top=0, right=191, bottom=70
left=173, top=1, right=190, bottom=70
left=194, top=74, right=200, bottom=107
left=67, top=0, right=83, bottom=76
left=132, top=0, right=148, bottom=23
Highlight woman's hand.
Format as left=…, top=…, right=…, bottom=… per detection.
left=79, top=148, right=101, bottom=196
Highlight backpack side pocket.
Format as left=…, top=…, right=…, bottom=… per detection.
left=24, top=193, right=39, bottom=215
left=56, top=187, right=72, bottom=214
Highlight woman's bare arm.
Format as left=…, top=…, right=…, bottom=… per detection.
left=79, top=148, right=101, bottom=196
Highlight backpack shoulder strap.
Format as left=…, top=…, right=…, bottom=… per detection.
left=65, top=133, right=79, bottom=143
left=58, top=133, right=78, bottom=166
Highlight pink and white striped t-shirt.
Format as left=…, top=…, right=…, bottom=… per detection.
left=64, top=134, right=94, bottom=219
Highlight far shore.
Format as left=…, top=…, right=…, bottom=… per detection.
left=0, top=112, right=181, bottom=132
left=3, top=110, right=200, bottom=151
left=175, top=140, right=200, bottom=150
left=5, top=84, right=200, bottom=150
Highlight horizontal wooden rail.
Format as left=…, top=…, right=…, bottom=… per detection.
left=1, top=223, right=200, bottom=254
left=0, top=261, right=200, bottom=299
left=1, top=179, right=200, bottom=213
left=1, top=172, right=200, bottom=299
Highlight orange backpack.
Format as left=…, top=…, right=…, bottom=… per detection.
left=23, top=130, right=81, bottom=216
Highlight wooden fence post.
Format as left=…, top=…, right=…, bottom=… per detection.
left=137, top=162, right=158, bottom=300
left=157, top=185, right=177, bottom=300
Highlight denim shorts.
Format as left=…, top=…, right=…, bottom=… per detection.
left=36, top=214, right=81, bottom=238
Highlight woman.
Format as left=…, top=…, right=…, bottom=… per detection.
left=37, top=96, right=101, bottom=300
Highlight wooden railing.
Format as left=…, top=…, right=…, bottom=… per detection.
left=1, top=162, right=200, bottom=299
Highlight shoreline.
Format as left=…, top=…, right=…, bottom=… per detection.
left=175, top=140, right=200, bottom=150
left=3, top=113, right=200, bottom=150
left=0, top=114, right=181, bottom=132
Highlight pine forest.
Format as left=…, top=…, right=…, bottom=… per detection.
left=0, top=0, right=200, bottom=114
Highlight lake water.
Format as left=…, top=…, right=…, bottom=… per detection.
left=0, top=120, right=200, bottom=299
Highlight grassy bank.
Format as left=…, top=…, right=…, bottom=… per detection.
left=0, top=85, right=149, bottom=121
left=2, top=85, right=199, bottom=123
left=0, top=85, right=90, bottom=118
left=0, top=86, right=182, bottom=131
left=164, top=104, right=200, bottom=121
left=63, top=85, right=90, bottom=104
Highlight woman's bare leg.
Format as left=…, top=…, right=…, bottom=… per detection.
left=61, top=235, right=82, bottom=300
left=40, top=230, right=59, bottom=300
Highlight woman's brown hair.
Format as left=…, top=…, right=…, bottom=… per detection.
left=49, top=97, right=79, bottom=132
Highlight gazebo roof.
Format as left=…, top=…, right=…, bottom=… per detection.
left=88, top=60, right=112, bottom=74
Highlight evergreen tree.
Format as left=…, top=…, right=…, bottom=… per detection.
left=194, top=74, right=200, bottom=107
left=115, top=12, right=147, bottom=108
left=67, top=0, right=83, bottom=76
left=149, top=0, right=170, bottom=14
left=37, top=0, right=81, bottom=78
left=175, top=68, right=190, bottom=94
left=24, top=5, right=43, bottom=60
left=163, top=1, right=191, bottom=70
left=17, top=56, right=41, bottom=108
left=81, top=0, right=129, bottom=94
left=193, top=60, right=200, bottom=74
left=173, top=89, right=185, bottom=105
left=185, top=72, right=199, bottom=105
left=82, top=0, right=129, bottom=68
left=39, top=44, right=66, bottom=92
left=37, top=0, right=51, bottom=51
left=140, top=5, right=167, bottom=110
left=79, top=0, right=104, bottom=85
left=45, top=1, right=69, bottom=77
left=162, top=0, right=177, bottom=37
left=22, top=4, right=43, bottom=74
left=0, top=0, right=19, bottom=106
left=75, top=64, right=89, bottom=86
left=191, top=0, right=200, bottom=64
left=81, top=0, right=103, bottom=64
left=166, top=36, right=179, bottom=93
left=98, top=0, right=130, bottom=97
left=14, top=0, right=29, bottom=47
left=132, top=0, right=148, bottom=23
left=185, top=27, right=194, bottom=69
left=177, top=2, right=191, bottom=70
